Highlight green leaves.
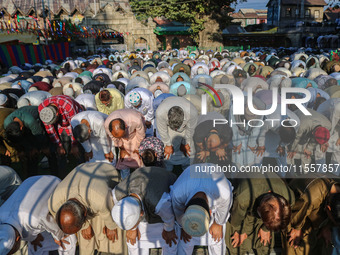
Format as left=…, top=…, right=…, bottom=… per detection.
left=130, top=0, right=242, bottom=42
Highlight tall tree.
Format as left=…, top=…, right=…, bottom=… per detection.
left=130, top=0, right=245, bottom=42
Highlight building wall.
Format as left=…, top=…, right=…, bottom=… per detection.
left=246, top=18, right=256, bottom=26
left=267, top=0, right=280, bottom=26
left=84, top=6, right=157, bottom=51
left=232, top=18, right=246, bottom=27
left=278, top=4, right=324, bottom=27
left=161, top=35, right=193, bottom=50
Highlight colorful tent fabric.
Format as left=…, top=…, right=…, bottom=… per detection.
left=0, top=44, right=45, bottom=67
left=44, top=43, right=70, bottom=62
left=0, top=42, right=70, bottom=67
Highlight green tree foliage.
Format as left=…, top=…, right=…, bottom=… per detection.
left=130, top=0, right=245, bottom=41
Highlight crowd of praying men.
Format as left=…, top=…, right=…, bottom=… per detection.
left=0, top=47, right=340, bottom=255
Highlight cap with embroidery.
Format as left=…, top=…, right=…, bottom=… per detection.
left=129, top=92, right=141, bottom=107
left=39, top=106, right=58, bottom=125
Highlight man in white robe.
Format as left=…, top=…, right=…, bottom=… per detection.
left=170, top=163, right=233, bottom=255
left=124, top=88, right=154, bottom=137
left=0, top=175, right=76, bottom=255
left=71, top=111, right=115, bottom=164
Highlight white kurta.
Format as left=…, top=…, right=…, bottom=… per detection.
left=125, top=222, right=180, bottom=255
left=71, top=111, right=115, bottom=164
left=124, top=87, right=154, bottom=121
left=0, top=175, right=76, bottom=255
left=112, top=192, right=179, bottom=255
left=17, top=91, right=52, bottom=108
left=170, top=164, right=233, bottom=255
left=75, top=94, right=97, bottom=111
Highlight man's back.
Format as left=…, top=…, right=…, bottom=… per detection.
left=0, top=175, right=61, bottom=241
left=114, top=167, right=177, bottom=224
left=48, top=162, right=119, bottom=231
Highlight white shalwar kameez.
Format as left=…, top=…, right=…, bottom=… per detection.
left=71, top=111, right=115, bottom=164
left=170, top=164, right=233, bottom=255
left=0, top=175, right=76, bottom=255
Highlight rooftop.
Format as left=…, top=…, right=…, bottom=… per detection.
left=0, top=0, right=131, bottom=16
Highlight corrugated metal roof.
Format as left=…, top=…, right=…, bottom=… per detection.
left=231, top=12, right=245, bottom=19
left=244, top=13, right=258, bottom=18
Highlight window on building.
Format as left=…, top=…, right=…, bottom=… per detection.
left=286, top=7, right=292, bottom=17
left=314, top=10, right=320, bottom=18
left=305, top=9, right=310, bottom=18
left=247, top=19, right=255, bottom=25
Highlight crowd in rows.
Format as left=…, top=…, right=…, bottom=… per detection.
left=0, top=47, right=340, bottom=255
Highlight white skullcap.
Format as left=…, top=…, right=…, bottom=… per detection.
left=181, top=205, right=210, bottom=237
left=128, top=92, right=141, bottom=107
left=42, top=78, right=50, bottom=84
left=28, top=86, right=38, bottom=92
left=197, top=67, right=205, bottom=74
left=39, top=106, right=58, bottom=124
left=54, top=82, right=62, bottom=88
left=111, top=196, right=141, bottom=230
left=0, top=224, right=16, bottom=255
left=0, top=94, right=8, bottom=107
left=117, top=78, right=129, bottom=86
left=84, top=89, right=92, bottom=94
left=11, top=85, right=21, bottom=90
left=64, top=87, right=75, bottom=98
left=154, top=89, right=163, bottom=98
left=17, top=98, right=30, bottom=108
left=106, top=84, right=116, bottom=89
left=177, top=85, right=187, bottom=96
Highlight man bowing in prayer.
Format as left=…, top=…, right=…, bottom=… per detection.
left=111, top=166, right=178, bottom=255
left=0, top=175, right=76, bottom=255
left=170, top=163, right=233, bottom=255
left=104, top=109, right=146, bottom=179
left=48, top=162, right=126, bottom=255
